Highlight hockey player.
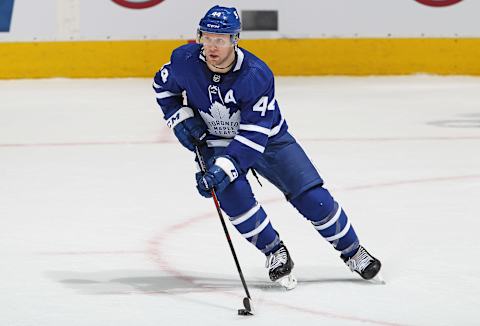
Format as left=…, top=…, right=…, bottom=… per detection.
left=153, top=5, right=382, bottom=289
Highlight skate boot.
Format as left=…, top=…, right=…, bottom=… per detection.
left=341, top=245, right=382, bottom=281
left=265, top=241, right=297, bottom=290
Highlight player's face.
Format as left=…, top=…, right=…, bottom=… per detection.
left=200, top=32, right=235, bottom=67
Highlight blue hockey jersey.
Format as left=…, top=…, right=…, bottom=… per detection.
left=153, top=43, right=288, bottom=172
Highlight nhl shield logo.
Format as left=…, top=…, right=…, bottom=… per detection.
left=212, top=74, right=221, bottom=83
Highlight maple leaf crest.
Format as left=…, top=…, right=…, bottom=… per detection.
left=200, top=101, right=241, bottom=138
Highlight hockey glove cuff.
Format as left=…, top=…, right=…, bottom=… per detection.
left=167, top=107, right=207, bottom=151
left=197, top=155, right=240, bottom=195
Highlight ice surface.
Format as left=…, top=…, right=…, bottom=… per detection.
left=1, top=76, right=479, bottom=326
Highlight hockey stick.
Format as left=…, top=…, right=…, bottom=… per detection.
left=194, top=145, right=254, bottom=316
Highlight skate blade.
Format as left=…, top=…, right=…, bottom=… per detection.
left=368, top=272, right=386, bottom=285
left=276, top=274, right=297, bottom=290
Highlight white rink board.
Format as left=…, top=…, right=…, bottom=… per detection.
left=1, top=0, right=478, bottom=42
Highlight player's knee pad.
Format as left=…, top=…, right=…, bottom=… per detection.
left=290, top=186, right=335, bottom=222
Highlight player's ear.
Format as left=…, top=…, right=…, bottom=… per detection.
left=231, top=33, right=240, bottom=49
left=196, top=29, right=202, bottom=44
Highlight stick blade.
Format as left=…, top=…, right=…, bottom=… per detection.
left=237, top=297, right=254, bottom=316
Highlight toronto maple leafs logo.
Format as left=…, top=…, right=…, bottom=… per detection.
left=200, top=102, right=241, bottom=137
left=199, top=85, right=240, bottom=137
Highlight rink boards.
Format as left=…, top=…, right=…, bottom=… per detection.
left=1, top=38, right=480, bottom=78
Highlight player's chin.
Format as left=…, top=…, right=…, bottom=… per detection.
left=208, top=58, right=222, bottom=66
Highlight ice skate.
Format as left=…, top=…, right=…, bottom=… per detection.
left=266, top=241, right=297, bottom=290
left=341, top=245, right=383, bottom=283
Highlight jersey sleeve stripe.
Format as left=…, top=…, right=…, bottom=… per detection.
left=239, top=124, right=270, bottom=135
left=234, top=135, right=265, bottom=153
left=269, top=117, right=285, bottom=137
left=156, top=91, right=181, bottom=99
left=206, top=139, right=232, bottom=147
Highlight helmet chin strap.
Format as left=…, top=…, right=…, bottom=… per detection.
left=210, top=59, right=235, bottom=70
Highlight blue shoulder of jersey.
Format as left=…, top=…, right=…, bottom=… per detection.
left=233, top=48, right=275, bottom=102
left=170, top=43, right=203, bottom=75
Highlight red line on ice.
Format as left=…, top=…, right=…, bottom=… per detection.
left=144, top=175, right=480, bottom=324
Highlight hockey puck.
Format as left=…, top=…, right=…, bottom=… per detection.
left=237, top=308, right=253, bottom=316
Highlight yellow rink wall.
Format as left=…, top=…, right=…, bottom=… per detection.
left=1, top=38, right=480, bottom=79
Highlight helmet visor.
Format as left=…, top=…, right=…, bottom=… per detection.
left=198, top=34, right=234, bottom=47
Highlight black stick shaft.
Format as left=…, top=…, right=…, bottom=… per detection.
left=195, top=146, right=251, bottom=300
